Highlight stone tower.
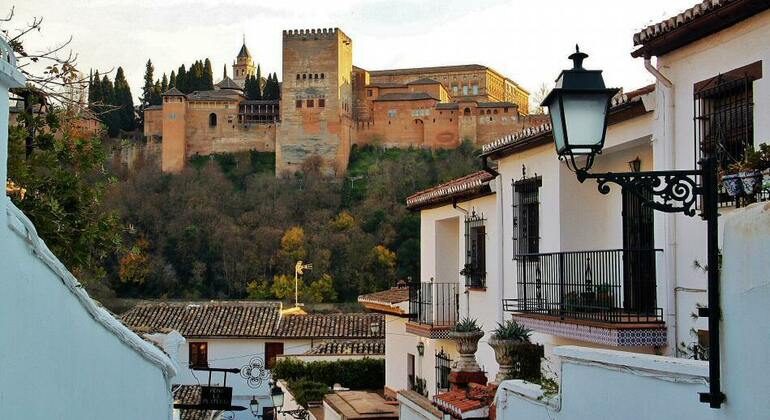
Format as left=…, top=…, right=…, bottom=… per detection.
left=276, top=28, right=353, bottom=176
left=160, top=87, right=187, bottom=173
left=232, top=37, right=256, bottom=88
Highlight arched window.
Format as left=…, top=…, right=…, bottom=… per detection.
left=209, top=113, right=217, bottom=127
left=296, top=74, right=300, bottom=80
left=314, top=74, right=318, bottom=79
left=320, top=73, right=325, bottom=79
left=463, top=107, right=471, bottom=116
left=302, top=74, right=307, bottom=80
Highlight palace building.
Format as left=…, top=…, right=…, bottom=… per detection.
left=144, top=28, right=542, bottom=175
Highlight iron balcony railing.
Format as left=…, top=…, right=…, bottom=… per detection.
left=409, top=281, right=460, bottom=327
left=504, top=249, right=663, bottom=323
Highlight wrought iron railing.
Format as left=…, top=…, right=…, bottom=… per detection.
left=504, top=249, right=663, bottom=323
left=409, top=281, right=459, bottom=327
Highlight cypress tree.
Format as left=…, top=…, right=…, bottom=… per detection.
left=223, top=64, right=227, bottom=79
left=203, top=58, right=214, bottom=90
left=141, top=59, right=155, bottom=107
left=169, top=70, right=176, bottom=89
left=100, top=74, right=118, bottom=136
left=245, top=75, right=261, bottom=100
left=114, top=67, right=136, bottom=133
left=161, top=73, right=169, bottom=93
left=177, top=65, right=187, bottom=93
left=254, top=64, right=262, bottom=100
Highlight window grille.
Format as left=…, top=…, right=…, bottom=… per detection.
left=513, top=175, right=542, bottom=259
left=435, top=348, right=453, bottom=394
left=464, top=211, right=486, bottom=288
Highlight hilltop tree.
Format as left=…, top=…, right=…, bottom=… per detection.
left=245, top=74, right=261, bottom=100
left=169, top=70, right=177, bottom=89
left=176, top=64, right=187, bottom=93
left=113, top=67, right=136, bottom=132
left=203, top=58, right=214, bottom=90
left=160, top=73, right=168, bottom=93
left=141, top=59, right=155, bottom=107
left=255, top=64, right=262, bottom=94
left=263, top=73, right=280, bottom=100
left=222, top=64, right=228, bottom=79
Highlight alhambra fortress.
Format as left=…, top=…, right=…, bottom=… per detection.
left=144, top=28, right=545, bottom=175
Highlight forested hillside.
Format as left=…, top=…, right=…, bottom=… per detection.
left=103, top=143, right=480, bottom=301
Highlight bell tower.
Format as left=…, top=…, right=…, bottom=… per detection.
left=232, top=35, right=256, bottom=88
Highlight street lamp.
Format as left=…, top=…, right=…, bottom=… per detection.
left=270, top=382, right=308, bottom=420
left=250, top=396, right=261, bottom=418
left=541, top=46, right=724, bottom=409
left=416, top=341, right=425, bottom=357
left=541, top=45, right=619, bottom=173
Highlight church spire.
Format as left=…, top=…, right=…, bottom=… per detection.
left=237, top=35, right=251, bottom=58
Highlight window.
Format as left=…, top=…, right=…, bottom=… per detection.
left=265, top=342, right=284, bottom=369
left=463, top=85, right=468, bottom=96
left=463, top=107, right=471, bottom=116
left=387, top=109, right=397, bottom=118
left=314, top=73, right=318, bottom=79
left=513, top=175, right=542, bottom=257
left=296, top=74, right=300, bottom=80
left=318, top=98, right=325, bottom=107
left=472, top=84, right=479, bottom=95
left=302, top=74, right=307, bottom=80
left=435, top=349, right=452, bottom=394
left=464, top=212, right=486, bottom=288
left=493, top=109, right=498, bottom=114
left=295, top=100, right=302, bottom=109
left=208, top=113, right=217, bottom=127
left=307, top=99, right=314, bottom=108
left=367, top=89, right=373, bottom=97
left=452, top=85, right=458, bottom=95
left=321, top=73, right=325, bottom=79
left=189, top=342, right=208, bottom=368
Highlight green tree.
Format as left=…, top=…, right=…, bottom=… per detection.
left=305, top=274, right=337, bottom=303
left=160, top=73, right=169, bottom=93
left=203, top=58, right=214, bottom=90
left=245, top=74, right=261, bottom=100
left=113, top=66, right=136, bottom=132
left=272, top=274, right=300, bottom=301
left=169, top=70, right=177, bottom=89
left=176, top=64, right=187, bottom=93
left=7, top=108, right=124, bottom=289
left=141, top=59, right=155, bottom=107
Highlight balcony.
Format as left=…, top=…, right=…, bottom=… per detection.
left=503, top=249, right=667, bottom=347
left=407, top=282, right=459, bottom=339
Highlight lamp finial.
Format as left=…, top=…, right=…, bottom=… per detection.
left=568, top=44, right=589, bottom=70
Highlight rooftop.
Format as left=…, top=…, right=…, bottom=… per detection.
left=173, top=385, right=211, bottom=420
left=373, top=92, right=439, bottom=102
left=433, top=383, right=497, bottom=419
left=406, top=170, right=496, bottom=211
left=631, top=0, right=770, bottom=57
left=369, top=64, right=489, bottom=77
left=358, top=286, right=410, bottom=305
left=121, top=301, right=281, bottom=338
left=324, top=391, right=399, bottom=420
left=274, top=313, right=385, bottom=339
left=407, top=78, right=442, bottom=85
left=215, top=76, right=243, bottom=91
left=303, top=339, right=385, bottom=356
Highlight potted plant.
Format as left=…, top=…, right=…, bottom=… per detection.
left=488, top=320, right=544, bottom=383
left=448, top=317, right=484, bottom=372
left=595, top=284, right=614, bottom=310
left=721, top=143, right=770, bottom=197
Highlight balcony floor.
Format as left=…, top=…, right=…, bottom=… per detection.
left=405, top=321, right=454, bottom=339
left=511, top=313, right=667, bottom=347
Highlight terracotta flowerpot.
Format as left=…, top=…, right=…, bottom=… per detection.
left=448, top=330, right=484, bottom=372
left=488, top=339, right=544, bottom=383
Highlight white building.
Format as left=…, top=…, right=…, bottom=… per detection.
left=0, top=37, right=177, bottom=420
left=497, top=0, right=770, bottom=418
left=121, top=301, right=384, bottom=420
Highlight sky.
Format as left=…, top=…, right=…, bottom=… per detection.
left=7, top=0, right=698, bottom=102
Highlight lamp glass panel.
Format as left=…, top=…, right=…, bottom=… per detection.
left=548, top=96, right=566, bottom=154
left=271, top=387, right=284, bottom=409
left=562, top=93, right=609, bottom=152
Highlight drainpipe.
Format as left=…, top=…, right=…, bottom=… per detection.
left=644, top=55, right=678, bottom=354
left=482, top=156, right=505, bottom=323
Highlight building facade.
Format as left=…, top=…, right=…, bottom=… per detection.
left=145, top=29, right=539, bottom=176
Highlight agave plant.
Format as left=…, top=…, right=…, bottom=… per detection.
left=454, top=317, right=482, bottom=333
left=491, top=320, right=532, bottom=342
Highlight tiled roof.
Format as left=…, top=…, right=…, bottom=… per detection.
left=407, top=78, right=441, bottom=85
left=274, top=313, right=385, bottom=339
left=631, top=0, right=769, bottom=57
left=368, top=82, right=406, bottom=89
left=121, top=301, right=281, bottom=338
left=477, top=101, right=518, bottom=108
left=435, top=103, right=459, bottom=110
left=238, top=42, right=251, bottom=58
left=162, top=87, right=185, bottom=97
left=304, top=339, right=385, bottom=356
left=480, top=85, right=654, bottom=156
left=433, top=383, right=497, bottom=419
left=370, top=64, right=488, bottom=77
left=373, top=92, right=439, bottom=102
left=215, top=76, right=243, bottom=91
left=406, top=170, right=495, bottom=210
left=187, top=89, right=244, bottom=102
left=358, top=287, right=410, bottom=305
left=173, top=385, right=212, bottom=420
left=144, top=105, right=162, bottom=111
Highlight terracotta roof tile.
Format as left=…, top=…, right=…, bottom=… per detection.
left=634, top=0, right=737, bottom=46
left=173, top=385, right=212, bottom=420
left=121, top=301, right=281, bottom=338
left=405, top=170, right=495, bottom=210
left=370, top=64, right=488, bottom=76
left=407, top=78, right=442, bottom=85
left=304, top=339, right=385, bottom=356
left=358, top=287, right=410, bottom=305
left=275, top=313, right=384, bottom=339
left=433, top=383, right=497, bottom=418
left=373, top=92, right=439, bottom=102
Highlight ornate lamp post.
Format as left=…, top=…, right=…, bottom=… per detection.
left=542, top=46, right=724, bottom=409
left=270, top=382, right=309, bottom=420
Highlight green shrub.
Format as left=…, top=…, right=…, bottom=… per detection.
left=272, top=358, right=385, bottom=390
left=288, top=378, right=329, bottom=406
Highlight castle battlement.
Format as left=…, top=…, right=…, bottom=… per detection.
left=283, top=28, right=337, bottom=38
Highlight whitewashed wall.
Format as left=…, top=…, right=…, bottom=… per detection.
left=496, top=200, right=770, bottom=420
left=0, top=41, right=175, bottom=420
left=653, top=8, right=770, bottom=354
